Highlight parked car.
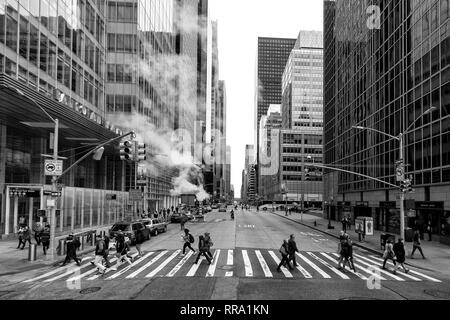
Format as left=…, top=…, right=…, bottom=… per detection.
left=218, top=205, right=227, bottom=212
left=109, top=221, right=151, bottom=244
left=140, top=218, right=168, bottom=236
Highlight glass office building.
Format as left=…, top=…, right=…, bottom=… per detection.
left=0, top=0, right=132, bottom=238
left=323, top=0, right=450, bottom=244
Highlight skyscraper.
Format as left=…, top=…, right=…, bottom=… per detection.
left=255, top=37, right=296, bottom=195
left=323, top=0, right=450, bottom=242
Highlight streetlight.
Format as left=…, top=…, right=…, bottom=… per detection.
left=352, top=106, right=437, bottom=239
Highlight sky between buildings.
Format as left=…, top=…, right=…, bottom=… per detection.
left=209, top=0, right=324, bottom=197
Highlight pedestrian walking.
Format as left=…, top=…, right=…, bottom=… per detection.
left=204, top=232, right=214, bottom=261
left=382, top=239, right=397, bottom=271
left=111, top=231, right=132, bottom=270
left=194, top=235, right=211, bottom=264
left=181, top=228, right=196, bottom=256
left=341, top=217, right=348, bottom=232
left=277, top=240, right=293, bottom=271
left=41, top=226, right=50, bottom=255
left=393, top=238, right=409, bottom=274
left=103, top=234, right=111, bottom=268
left=17, top=225, right=32, bottom=250
left=288, top=234, right=299, bottom=267
left=336, top=231, right=348, bottom=267
left=340, top=236, right=356, bottom=272
left=410, top=229, right=426, bottom=259
left=426, top=221, right=432, bottom=241
left=93, top=235, right=107, bottom=274
left=32, top=222, right=43, bottom=245
left=62, top=234, right=81, bottom=266
left=135, top=227, right=145, bottom=258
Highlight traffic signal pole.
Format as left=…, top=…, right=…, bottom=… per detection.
left=49, top=119, right=59, bottom=260
left=399, top=133, right=405, bottom=240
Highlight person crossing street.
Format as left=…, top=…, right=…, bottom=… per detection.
left=111, top=231, right=132, bottom=271
left=62, top=234, right=81, bottom=266
left=288, top=234, right=299, bottom=267
left=277, top=239, right=293, bottom=272
left=194, top=235, right=211, bottom=265
left=411, top=229, right=426, bottom=259
left=382, top=239, right=397, bottom=271
left=393, top=238, right=409, bottom=274
left=181, top=229, right=196, bottom=256
left=93, top=235, right=107, bottom=274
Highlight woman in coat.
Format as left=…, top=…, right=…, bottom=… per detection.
left=382, top=239, right=396, bottom=271
left=393, top=238, right=409, bottom=274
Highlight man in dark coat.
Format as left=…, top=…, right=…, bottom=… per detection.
left=62, top=234, right=81, bottom=266
left=288, top=234, right=299, bottom=267
left=277, top=240, right=293, bottom=271
left=393, top=238, right=409, bottom=274
left=41, top=226, right=50, bottom=255
left=194, top=235, right=211, bottom=264
left=411, top=229, right=426, bottom=259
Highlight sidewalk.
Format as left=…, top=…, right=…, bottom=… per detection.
left=0, top=226, right=112, bottom=277
left=272, top=210, right=450, bottom=274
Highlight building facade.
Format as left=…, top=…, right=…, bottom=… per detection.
left=255, top=37, right=296, bottom=196
left=324, top=0, right=450, bottom=244
left=0, top=0, right=133, bottom=238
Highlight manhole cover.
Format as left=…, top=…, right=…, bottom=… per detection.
left=424, top=290, right=450, bottom=299
left=80, top=287, right=101, bottom=294
left=340, top=297, right=381, bottom=300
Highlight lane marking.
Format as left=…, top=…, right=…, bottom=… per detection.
left=320, top=253, right=367, bottom=280
left=206, top=250, right=220, bottom=277
left=166, top=251, right=193, bottom=277
left=255, top=250, right=273, bottom=278
left=330, top=253, right=385, bottom=280
left=146, top=250, right=181, bottom=278
left=126, top=251, right=167, bottom=279
left=296, top=252, right=331, bottom=278
left=225, top=250, right=233, bottom=277
left=366, top=254, right=440, bottom=282
left=68, top=257, right=119, bottom=282
left=354, top=254, right=421, bottom=281
left=346, top=254, right=405, bottom=281
left=307, top=252, right=350, bottom=279
left=186, top=255, right=205, bottom=277
left=268, top=251, right=293, bottom=278
left=24, top=256, right=93, bottom=283
left=242, top=250, right=253, bottom=277
left=107, top=252, right=155, bottom=279
left=86, top=254, right=138, bottom=281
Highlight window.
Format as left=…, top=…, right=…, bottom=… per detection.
left=116, top=64, right=124, bottom=82
left=6, top=14, right=18, bottom=52
left=107, top=33, right=115, bottom=51
left=29, top=24, right=39, bottom=66
left=40, top=33, right=48, bottom=72
left=107, top=64, right=115, bottom=82
left=19, top=17, right=28, bottom=60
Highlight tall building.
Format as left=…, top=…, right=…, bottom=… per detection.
left=255, top=37, right=296, bottom=195
left=323, top=0, right=450, bottom=244
left=0, top=0, right=131, bottom=238
left=225, top=145, right=231, bottom=200
left=105, top=0, right=180, bottom=211
left=212, top=80, right=227, bottom=200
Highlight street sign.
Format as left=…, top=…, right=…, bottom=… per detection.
left=44, top=160, right=63, bottom=176
left=44, top=190, right=62, bottom=197
left=129, top=189, right=143, bottom=201
left=137, top=180, right=147, bottom=185
left=46, top=199, right=56, bottom=207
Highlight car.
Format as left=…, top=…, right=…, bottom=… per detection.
left=171, top=212, right=183, bottom=223
left=140, top=218, right=168, bottom=236
left=259, top=204, right=273, bottom=211
left=218, top=205, right=227, bottom=212
left=211, top=204, right=219, bottom=210
left=109, top=221, right=151, bottom=244
left=205, top=206, right=212, bottom=213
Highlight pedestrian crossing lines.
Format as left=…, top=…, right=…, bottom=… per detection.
left=21, top=249, right=442, bottom=284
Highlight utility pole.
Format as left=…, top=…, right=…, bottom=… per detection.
left=49, top=119, right=59, bottom=260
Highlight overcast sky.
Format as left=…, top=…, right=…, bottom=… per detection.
left=209, top=0, right=324, bottom=198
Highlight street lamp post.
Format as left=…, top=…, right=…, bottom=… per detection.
left=352, top=106, right=436, bottom=239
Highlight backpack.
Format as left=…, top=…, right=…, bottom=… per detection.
left=188, top=234, right=195, bottom=243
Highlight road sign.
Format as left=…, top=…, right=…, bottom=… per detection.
left=44, top=160, right=63, bottom=176
left=129, top=189, right=143, bottom=201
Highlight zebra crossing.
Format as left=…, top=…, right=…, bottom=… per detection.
left=21, top=248, right=441, bottom=284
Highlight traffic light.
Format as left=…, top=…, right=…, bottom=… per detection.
left=136, top=142, right=147, bottom=161
left=400, top=175, right=414, bottom=193
left=395, top=160, right=405, bottom=182
left=304, top=168, right=310, bottom=181
left=120, top=141, right=134, bottom=161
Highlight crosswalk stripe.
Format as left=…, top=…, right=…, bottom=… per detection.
left=242, top=250, right=253, bottom=277
left=24, top=265, right=73, bottom=283
left=44, top=259, right=96, bottom=282
left=186, top=255, right=204, bottom=277
left=146, top=250, right=181, bottom=278
left=307, top=252, right=350, bottom=279
left=67, top=257, right=119, bottom=282
left=225, top=249, right=233, bottom=277
left=107, top=252, right=155, bottom=280
left=166, top=251, right=193, bottom=277
left=126, top=251, right=167, bottom=279
left=347, top=254, right=404, bottom=281
left=354, top=254, right=422, bottom=281
left=320, top=253, right=367, bottom=280
left=366, top=255, right=441, bottom=282
left=87, top=253, right=138, bottom=281
left=295, top=252, right=331, bottom=278
left=206, top=250, right=220, bottom=277
left=268, top=251, right=293, bottom=278
left=255, top=250, right=273, bottom=278
left=330, top=253, right=387, bottom=280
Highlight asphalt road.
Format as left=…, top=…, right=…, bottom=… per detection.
left=1, top=208, right=449, bottom=300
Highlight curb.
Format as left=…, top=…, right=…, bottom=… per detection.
left=271, top=212, right=429, bottom=270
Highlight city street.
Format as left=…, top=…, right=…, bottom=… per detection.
left=1, top=209, right=449, bottom=300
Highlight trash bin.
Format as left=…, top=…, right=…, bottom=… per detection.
left=58, top=239, right=66, bottom=256
left=28, top=243, right=37, bottom=261
left=404, top=228, right=414, bottom=242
